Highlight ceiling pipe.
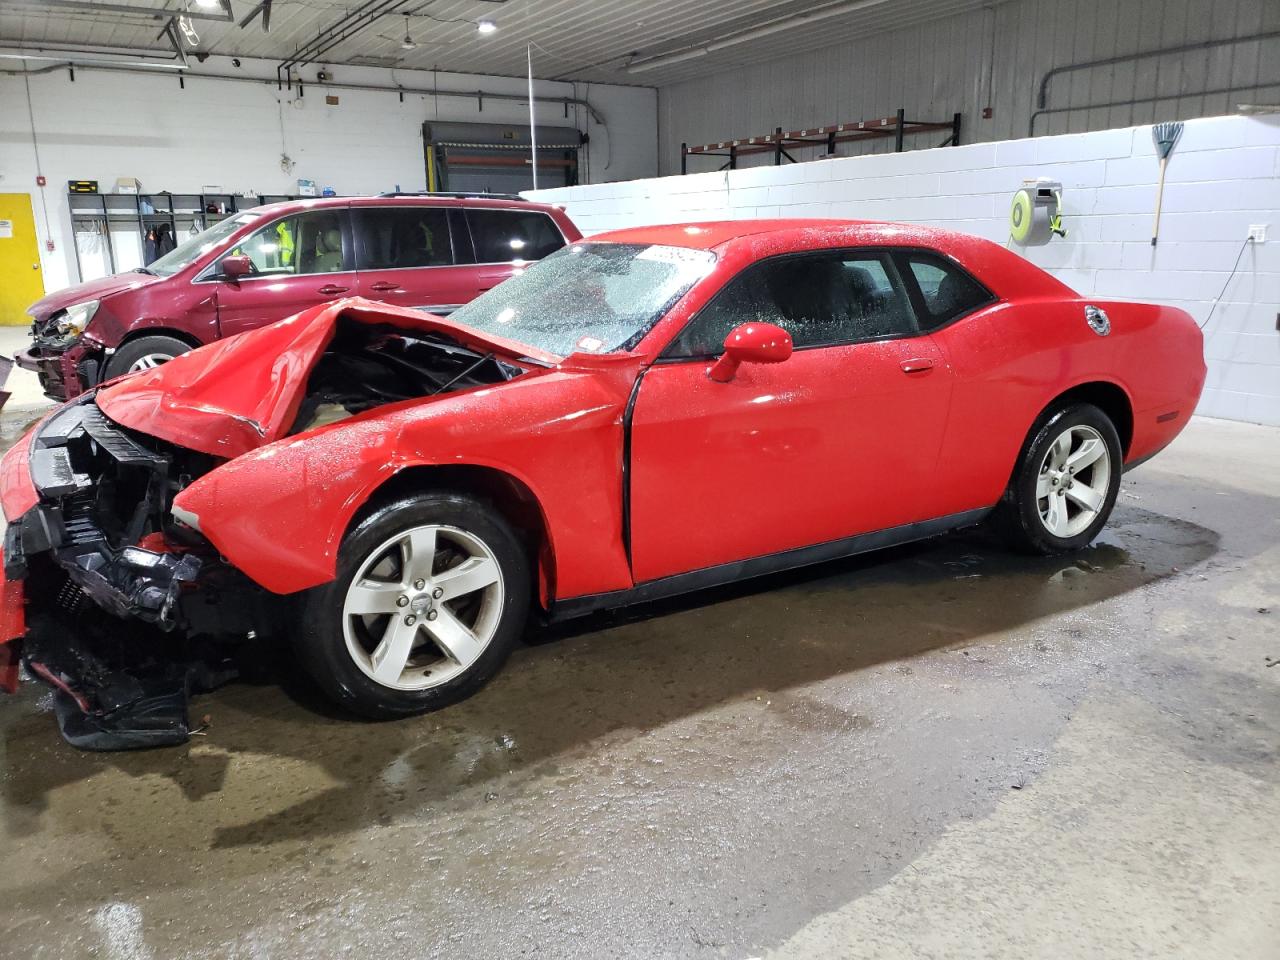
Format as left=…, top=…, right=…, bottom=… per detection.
left=1036, top=29, right=1280, bottom=111
left=626, top=0, right=892, bottom=74
left=0, top=58, right=608, bottom=126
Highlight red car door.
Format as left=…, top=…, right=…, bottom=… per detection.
left=212, top=208, right=357, bottom=338
left=628, top=250, right=953, bottom=584
left=351, top=205, right=477, bottom=315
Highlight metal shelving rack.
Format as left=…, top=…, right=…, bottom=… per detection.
left=67, top=191, right=318, bottom=281
left=680, top=108, right=962, bottom=173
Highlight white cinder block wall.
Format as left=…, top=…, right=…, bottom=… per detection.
left=528, top=114, right=1280, bottom=427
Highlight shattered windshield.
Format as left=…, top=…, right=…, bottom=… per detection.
left=447, top=242, right=717, bottom=356
left=148, top=212, right=263, bottom=277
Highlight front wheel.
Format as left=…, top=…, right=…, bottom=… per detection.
left=296, top=491, right=531, bottom=719
left=994, top=403, right=1123, bottom=554
left=103, top=335, right=192, bottom=379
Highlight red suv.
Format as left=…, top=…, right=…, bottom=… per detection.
left=18, top=193, right=581, bottom=400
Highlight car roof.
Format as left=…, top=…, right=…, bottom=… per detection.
left=243, top=194, right=566, bottom=219
left=587, top=219, right=846, bottom=250
left=590, top=219, right=1077, bottom=302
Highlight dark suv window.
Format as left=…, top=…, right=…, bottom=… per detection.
left=664, top=252, right=916, bottom=358
left=354, top=207, right=454, bottom=270
left=899, top=252, right=992, bottom=329
left=466, top=209, right=565, bottom=263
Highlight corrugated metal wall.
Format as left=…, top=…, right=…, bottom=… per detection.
left=660, top=0, right=1280, bottom=175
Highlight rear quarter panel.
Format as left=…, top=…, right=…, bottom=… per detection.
left=927, top=297, right=1205, bottom=517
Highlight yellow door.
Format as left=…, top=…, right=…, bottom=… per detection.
left=0, top=194, right=45, bottom=326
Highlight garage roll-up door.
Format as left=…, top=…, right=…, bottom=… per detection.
left=424, top=121, right=585, bottom=195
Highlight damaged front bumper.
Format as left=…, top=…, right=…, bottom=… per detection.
left=14, top=337, right=103, bottom=402
left=4, top=398, right=203, bottom=620
left=0, top=397, right=243, bottom=749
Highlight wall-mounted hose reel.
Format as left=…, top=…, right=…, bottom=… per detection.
left=1009, top=178, right=1066, bottom=246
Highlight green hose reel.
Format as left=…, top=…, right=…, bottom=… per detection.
left=1010, top=179, right=1067, bottom=246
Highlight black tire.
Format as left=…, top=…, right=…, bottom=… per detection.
left=993, top=402, right=1123, bottom=555
left=103, top=335, right=192, bottom=380
left=296, top=491, right=530, bottom=719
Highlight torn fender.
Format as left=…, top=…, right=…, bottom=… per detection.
left=95, top=298, right=562, bottom=460
left=172, top=352, right=644, bottom=600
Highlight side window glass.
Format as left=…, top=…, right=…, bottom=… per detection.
left=468, top=210, right=565, bottom=262
left=355, top=207, right=452, bottom=270
left=903, top=254, right=991, bottom=329
left=227, top=211, right=346, bottom=276
left=663, top=252, right=916, bottom=359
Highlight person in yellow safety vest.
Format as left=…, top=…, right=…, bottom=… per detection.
left=276, top=219, right=295, bottom=268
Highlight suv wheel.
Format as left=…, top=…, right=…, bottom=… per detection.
left=103, top=335, right=192, bottom=379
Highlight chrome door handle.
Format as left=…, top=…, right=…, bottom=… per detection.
left=317, top=284, right=350, bottom=295
left=368, top=281, right=400, bottom=292
left=900, top=358, right=934, bottom=374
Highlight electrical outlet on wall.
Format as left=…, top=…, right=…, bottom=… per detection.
left=1248, top=224, right=1267, bottom=243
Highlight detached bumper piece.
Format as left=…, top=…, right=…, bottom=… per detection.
left=9, top=398, right=230, bottom=750
left=24, top=609, right=236, bottom=751
left=14, top=340, right=99, bottom=402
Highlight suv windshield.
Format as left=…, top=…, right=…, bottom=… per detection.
left=148, top=212, right=264, bottom=278
left=447, top=242, right=716, bottom=356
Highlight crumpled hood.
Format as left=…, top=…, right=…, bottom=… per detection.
left=27, top=271, right=162, bottom=324
left=95, top=297, right=560, bottom=459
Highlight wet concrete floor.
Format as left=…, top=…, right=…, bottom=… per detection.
left=0, top=340, right=1275, bottom=958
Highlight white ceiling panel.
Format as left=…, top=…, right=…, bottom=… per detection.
left=0, top=0, right=995, bottom=85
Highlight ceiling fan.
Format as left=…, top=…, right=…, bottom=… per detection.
left=377, top=16, right=424, bottom=51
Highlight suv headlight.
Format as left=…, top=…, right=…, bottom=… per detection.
left=54, top=299, right=99, bottom=337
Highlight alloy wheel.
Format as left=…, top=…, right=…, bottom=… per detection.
left=1035, top=424, right=1111, bottom=538
left=128, top=353, right=173, bottom=372
left=341, top=524, right=505, bottom=691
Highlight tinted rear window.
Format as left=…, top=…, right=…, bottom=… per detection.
left=467, top=209, right=565, bottom=262
left=355, top=207, right=453, bottom=269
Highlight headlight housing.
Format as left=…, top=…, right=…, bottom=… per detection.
left=55, top=299, right=99, bottom=337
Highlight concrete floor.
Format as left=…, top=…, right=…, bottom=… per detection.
left=0, top=325, right=1275, bottom=959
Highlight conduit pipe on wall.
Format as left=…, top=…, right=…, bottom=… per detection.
left=1033, top=29, right=1280, bottom=129
left=0, top=59, right=608, bottom=126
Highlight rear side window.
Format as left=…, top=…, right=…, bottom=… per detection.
left=467, top=209, right=565, bottom=262
left=354, top=207, right=453, bottom=270
left=899, top=252, right=992, bottom=330
left=664, top=251, right=916, bottom=358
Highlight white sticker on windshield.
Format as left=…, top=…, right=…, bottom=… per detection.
left=575, top=336, right=605, bottom=353
left=636, top=244, right=715, bottom=267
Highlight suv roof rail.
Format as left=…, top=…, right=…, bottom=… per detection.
left=375, top=191, right=525, bottom=201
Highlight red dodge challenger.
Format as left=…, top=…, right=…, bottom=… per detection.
left=0, top=220, right=1205, bottom=748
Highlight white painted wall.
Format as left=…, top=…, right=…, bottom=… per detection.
left=661, top=0, right=1280, bottom=176
left=0, top=55, right=657, bottom=292
left=528, top=113, right=1280, bottom=427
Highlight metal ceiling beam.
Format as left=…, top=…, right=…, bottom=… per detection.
left=12, top=0, right=235, bottom=23
left=238, top=0, right=272, bottom=32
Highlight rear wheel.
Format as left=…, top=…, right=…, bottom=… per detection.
left=103, top=335, right=192, bottom=379
left=994, top=403, right=1122, bottom=554
left=296, top=491, right=530, bottom=719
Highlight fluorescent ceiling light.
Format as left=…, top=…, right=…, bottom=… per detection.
left=627, top=0, right=891, bottom=74
left=194, top=0, right=221, bottom=8
left=477, top=19, right=497, bottom=35
left=0, top=51, right=187, bottom=69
